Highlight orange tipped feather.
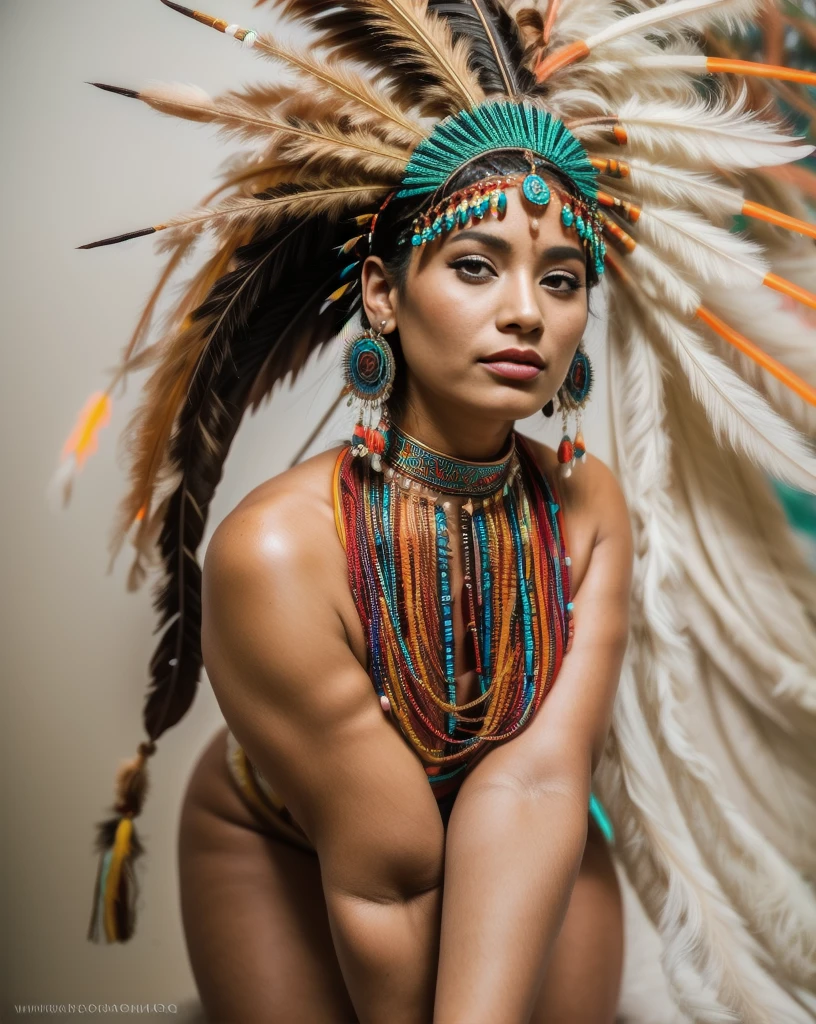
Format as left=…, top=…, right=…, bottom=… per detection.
left=61, top=391, right=112, bottom=468
left=763, top=272, right=816, bottom=313
left=605, top=251, right=816, bottom=408
left=742, top=200, right=816, bottom=241
left=542, top=0, right=561, bottom=47
left=707, top=56, right=816, bottom=89
left=534, top=40, right=590, bottom=81
left=696, top=306, right=816, bottom=408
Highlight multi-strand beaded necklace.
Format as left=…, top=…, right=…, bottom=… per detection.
left=338, top=424, right=574, bottom=797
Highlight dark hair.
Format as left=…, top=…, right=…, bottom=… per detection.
left=362, top=150, right=600, bottom=419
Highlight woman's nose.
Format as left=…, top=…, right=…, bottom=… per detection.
left=497, top=273, right=544, bottom=335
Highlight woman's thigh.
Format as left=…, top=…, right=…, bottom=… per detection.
left=178, top=726, right=358, bottom=1024
left=531, top=814, right=625, bottom=1024
left=179, top=727, right=622, bottom=1024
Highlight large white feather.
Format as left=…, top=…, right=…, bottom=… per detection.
left=603, top=89, right=814, bottom=170
left=601, top=158, right=743, bottom=220
left=603, top=304, right=816, bottom=1017
left=642, top=304, right=816, bottom=493
left=626, top=242, right=700, bottom=316
left=671, top=443, right=816, bottom=729
left=701, top=286, right=816, bottom=435
left=633, top=205, right=767, bottom=290
left=585, top=0, right=762, bottom=50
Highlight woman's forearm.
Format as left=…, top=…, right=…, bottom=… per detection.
left=325, top=884, right=442, bottom=1024
left=433, top=779, right=589, bottom=1024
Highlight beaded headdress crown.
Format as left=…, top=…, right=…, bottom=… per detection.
left=387, top=99, right=606, bottom=276
left=62, top=3, right=816, bottom=1012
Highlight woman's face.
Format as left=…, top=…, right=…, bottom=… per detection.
left=363, top=184, right=591, bottom=425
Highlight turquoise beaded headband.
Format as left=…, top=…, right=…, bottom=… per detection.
left=392, top=100, right=606, bottom=277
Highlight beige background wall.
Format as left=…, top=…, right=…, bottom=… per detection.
left=1, top=2, right=668, bottom=1021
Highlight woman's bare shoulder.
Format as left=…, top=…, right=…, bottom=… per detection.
left=517, top=433, right=628, bottom=526
left=515, top=432, right=632, bottom=591
left=204, top=443, right=349, bottom=591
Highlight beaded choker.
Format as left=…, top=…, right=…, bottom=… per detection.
left=383, top=424, right=516, bottom=497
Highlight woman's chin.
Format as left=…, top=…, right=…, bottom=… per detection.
left=452, top=387, right=549, bottom=423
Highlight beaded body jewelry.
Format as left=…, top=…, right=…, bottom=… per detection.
left=338, top=425, right=573, bottom=797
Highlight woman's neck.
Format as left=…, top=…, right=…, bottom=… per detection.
left=395, top=402, right=514, bottom=463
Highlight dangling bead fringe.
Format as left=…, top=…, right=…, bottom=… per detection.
left=557, top=432, right=574, bottom=477
left=574, top=429, right=586, bottom=462
left=350, top=412, right=391, bottom=472
left=557, top=405, right=588, bottom=478
left=87, top=740, right=155, bottom=943
left=557, top=408, right=575, bottom=478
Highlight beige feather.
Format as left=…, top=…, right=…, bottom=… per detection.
left=154, top=182, right=396, bottom=251
left=267, top=0, right=484, bottom=114
left=126, top=83, right=412, bottom=168
left=248, top=34, right=427, bottom=141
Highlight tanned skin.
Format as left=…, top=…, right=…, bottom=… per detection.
left=178, top=186, right=633, bottom=1023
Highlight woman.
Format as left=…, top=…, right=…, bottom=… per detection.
left=73, top=2, right=816, bottom=1022
left=178, top=159, right=632, bottom=1022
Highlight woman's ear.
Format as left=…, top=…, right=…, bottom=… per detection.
left=361, top=256, right=398, bottom=332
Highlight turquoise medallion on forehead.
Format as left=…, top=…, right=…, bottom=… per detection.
left=396, top=100, right=598, bottom=204
left=522, top=173, right=551, bottom=205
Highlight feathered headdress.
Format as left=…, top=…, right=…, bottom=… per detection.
left=69, top=1, right=816, bottom=1017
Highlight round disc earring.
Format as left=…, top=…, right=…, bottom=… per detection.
left=342, top=319, right=396, bottom=472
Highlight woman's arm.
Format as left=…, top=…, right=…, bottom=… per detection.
left=201, top=489, right=444, bottom=1024
left=433, top=456, right=633, bottom=1024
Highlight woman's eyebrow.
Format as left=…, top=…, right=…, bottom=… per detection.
left=447, top=229, right=511, bottom=252
left=544, top=245, right=586, bottom=263
left=445, top=232, right=585, bottom=265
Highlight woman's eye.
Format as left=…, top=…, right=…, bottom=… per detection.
left=544, top=272, right=581, bottom=292
left=450, top=257, right=495, bottom=279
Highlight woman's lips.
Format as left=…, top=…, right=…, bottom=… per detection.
left=480, top=360, right=543, bottom=381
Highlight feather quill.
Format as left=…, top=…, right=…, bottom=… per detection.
left=147, top=180, right=393, bottom=251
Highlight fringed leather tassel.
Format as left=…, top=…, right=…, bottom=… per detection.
left=87, top=740, right=155, bottom=943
